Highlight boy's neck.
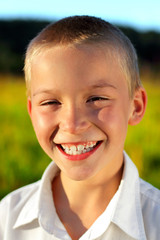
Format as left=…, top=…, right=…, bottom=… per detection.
left=59, top=155, right=124, bottom=203
left=61, top=166, right=123, bottom=204
left=52, top=161, right=124, bottom=239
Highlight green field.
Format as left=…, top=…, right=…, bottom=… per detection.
left=0, top=75, right=160, bottom=200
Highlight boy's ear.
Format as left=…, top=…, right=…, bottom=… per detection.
left=128, top=87, right=147, bottom=126
left=27, top=98, right=32, bottom=118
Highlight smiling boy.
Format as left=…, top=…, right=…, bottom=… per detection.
left=0, top=16, right=160, bottom=240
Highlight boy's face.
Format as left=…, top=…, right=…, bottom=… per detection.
left=28, top=45, right=144, bottom=181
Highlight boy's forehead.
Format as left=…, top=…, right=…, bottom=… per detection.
left=30, top=44, right=129, bottom=98
left=31, top=44, right=121, bottom=78
left=32, top=43, right=121, bottom=70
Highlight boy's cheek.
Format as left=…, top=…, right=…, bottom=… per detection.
left=31, top=112, right=58, bottom=142
left=97, top=107, right=124, bottom=128
left=32, top=114, right=49, bottom=131
left=97, top=107, right=114, bottom=123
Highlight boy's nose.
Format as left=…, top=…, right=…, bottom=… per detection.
left=59, top=105, right=90, bottom=134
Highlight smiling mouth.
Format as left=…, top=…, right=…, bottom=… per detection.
left=56, top=141, right=102, bottom=158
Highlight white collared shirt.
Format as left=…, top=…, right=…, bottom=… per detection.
left=0, top=152, right=160, bottom=240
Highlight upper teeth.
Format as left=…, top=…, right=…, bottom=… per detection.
left=61, top=142, right=97, bottom=155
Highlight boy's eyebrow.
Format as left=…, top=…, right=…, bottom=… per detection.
left=88, top=81, right=117, bottom=90
left=33, top=88, right=57, bottom=97
left=32, top=81, right=116, bottom=96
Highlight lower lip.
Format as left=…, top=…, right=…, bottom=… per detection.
left=56, top=142, right=102, bottom=161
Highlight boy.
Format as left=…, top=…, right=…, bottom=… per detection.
left=0, top=15, right=160, bottom=240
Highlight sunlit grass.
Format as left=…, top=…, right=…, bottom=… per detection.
left=0, top=75, right=160, bottom=199
left=0, top=76, right=50, bottom=199
left=125, top=80, right=160, bottom=187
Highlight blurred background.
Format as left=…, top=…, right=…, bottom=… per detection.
left=0, top=0, right=160, bottom=199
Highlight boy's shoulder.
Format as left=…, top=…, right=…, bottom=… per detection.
left=0, top=161, right=58, bottom=221
left=139, top=178, right=160, bottom=238
left=0, top=180, right=40, bottom=213
left=0, top=180, right=41, bottom=234
left=0, top=181, right=42, bottom=239
left=140, top=178, right=160, bottom=204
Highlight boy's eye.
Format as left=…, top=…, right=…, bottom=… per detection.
left=87, top=96, right=109, bottom=103
left=86, top=96, right=110, bottom=108
left=40, top=100, right=61, bottom=106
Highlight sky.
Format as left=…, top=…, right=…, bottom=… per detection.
left=0, top=0, right=160, bottom=32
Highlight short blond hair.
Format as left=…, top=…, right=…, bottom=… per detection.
left=24, top=15, right=142, bottom=97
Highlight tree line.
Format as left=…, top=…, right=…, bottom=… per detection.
left=0, top=19, right=160, bottom=76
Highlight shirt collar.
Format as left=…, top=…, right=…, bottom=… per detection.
left=111, top=151, right=146, bottom=240
left=13, top=152, right=147, bottom=239
left=13, top=181, right=40, bottom=229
